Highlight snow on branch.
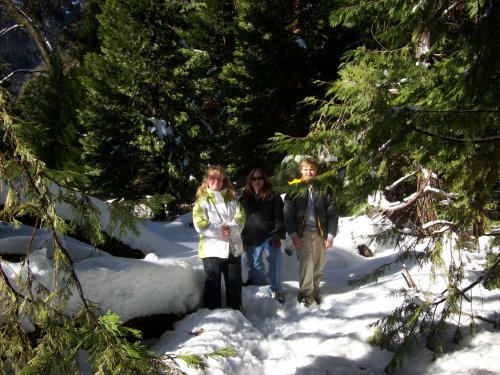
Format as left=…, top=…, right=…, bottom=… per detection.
left=372, top=173, right=433, bottom=212
left=0, top=69, right=43, bottom=84
left=0, top=24, right=22, bottom=37
left=373, top=168, right=454, bottom=212
left=0, top=0, right=53, bottom=66
left=421, top=220, right=454, bottom=230
left=385, top=172, right=417, bottom=191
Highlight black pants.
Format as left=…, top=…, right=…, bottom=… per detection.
left=202, top=254, right=242, bottom=310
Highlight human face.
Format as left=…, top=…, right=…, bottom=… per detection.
left=251, top=172, right=265, bottom=193
left=207, top=172, right=224, bottom=191
left=301, top=164, right=317, bottom=182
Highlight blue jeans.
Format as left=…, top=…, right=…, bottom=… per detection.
left=246, top=238, right=283, bottom=292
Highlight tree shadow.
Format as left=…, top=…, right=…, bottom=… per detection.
left=295, top=354, right=378, bottom=374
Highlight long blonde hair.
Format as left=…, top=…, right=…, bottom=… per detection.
left=196, top=165, right=236, bottom=199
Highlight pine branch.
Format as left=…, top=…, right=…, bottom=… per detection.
left=50, top=230, right=99, bottom=324
left=163, top=345, right=237, bottom=373
left=2, top=87, right=188, bottom=373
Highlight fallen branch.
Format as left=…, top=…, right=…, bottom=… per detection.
left=460, top=310, right=497, bottom=327
left=402, top=264, right=417, bottom=289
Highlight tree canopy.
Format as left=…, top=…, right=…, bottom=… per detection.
left=0, top=0, right=498, bottom=372
left=268, top=0, right=499, bottom=370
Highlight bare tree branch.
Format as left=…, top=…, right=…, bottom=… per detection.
left=0, top=0, right=53, bottom=68
left=1, top=69, right=44, bottom=84
left=432, top=255, right=500, bottom=307
left=380, top=172, right=432, bottom=212
left=414, top=126, right=500, bottom=144
left=0, top=24, right=22, bottom=37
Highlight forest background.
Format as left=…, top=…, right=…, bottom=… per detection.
left=0, top=0, right=499, bottom=374
left=1, top=0, right=356, bottom=215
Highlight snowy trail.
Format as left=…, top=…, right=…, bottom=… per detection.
left=151, top=217, right=407, bottom=374
left=152, top=215, right=499, bottom=375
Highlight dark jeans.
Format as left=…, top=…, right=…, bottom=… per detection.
left=202, top=255, right=242, bottom=310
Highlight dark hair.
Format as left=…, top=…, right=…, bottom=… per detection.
left=241, top=168, right=275, bottom=199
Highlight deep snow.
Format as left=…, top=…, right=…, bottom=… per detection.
left=1, top=205, right=498, bottom=375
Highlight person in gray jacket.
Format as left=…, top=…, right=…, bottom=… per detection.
left=284, top=157, right=339, bottom=307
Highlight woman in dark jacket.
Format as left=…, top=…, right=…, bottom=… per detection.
left=240, top=168, right=286, bottom=302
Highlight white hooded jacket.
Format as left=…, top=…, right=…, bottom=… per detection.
left=192, top=189, right=245, bottom=258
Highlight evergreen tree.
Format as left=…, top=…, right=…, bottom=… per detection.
left=1, top=0, right=88, bottom=183
left=69, top=0, right=104, bottom=61
left=181, top=0, right=237, bottom=180
left=0, top=85, right=236, bottom=374
left=270, top=0, right=500, bottom=371
left=77, top=0, right=212, bottom=208
left=1, top=2, right=235, bottom=371
left=218, top=0, right=351, bottom=182
left=186, top=0, right=236, bottom=67
left=16, top=66, right=83, bottom=172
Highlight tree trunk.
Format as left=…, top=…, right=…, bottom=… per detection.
left=415, top=169, right=439, bottom=235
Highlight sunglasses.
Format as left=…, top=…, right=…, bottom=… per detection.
left=252, top=176, right=264, bottom=181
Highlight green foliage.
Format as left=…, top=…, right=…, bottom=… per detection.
left=368, top=294, right=431, bottom=373
left=1, top=86, right=232, bottom=374
left=483, top=251, right=500, bottom=290
left=268, top=0, right=500, bottom=370
left=184, top=0, right=236, bottom=67
left=177, top=346, right=236, bottom=372
left=216, top=0, right=354, bottom=184
left=15, top=62, right=82, bottom=173
left=76, top=0, right=212, bottom=203
left=79, top=311, right=165, bottom=375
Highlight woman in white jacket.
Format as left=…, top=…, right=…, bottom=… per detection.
left=192, top=165, right=246, bottom=310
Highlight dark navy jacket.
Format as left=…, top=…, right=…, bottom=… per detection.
left=239, top=192, right=285, bottom=246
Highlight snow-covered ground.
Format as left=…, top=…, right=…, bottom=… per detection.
left=1, top=211, right=498, bottom=374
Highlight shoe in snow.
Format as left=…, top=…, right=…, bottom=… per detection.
left=269, top=291, right=285, bottom=304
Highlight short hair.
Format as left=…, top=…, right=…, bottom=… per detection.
left=300, top=157, right=318, bottom=170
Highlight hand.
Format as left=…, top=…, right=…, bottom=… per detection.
left=292, top=236, right=302, bottom=250
left=222, top=225, right=231, bottom=239
left=324, top=239, right=333, bottom=249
